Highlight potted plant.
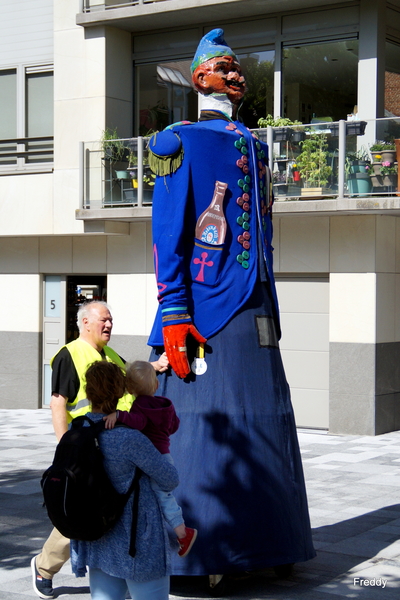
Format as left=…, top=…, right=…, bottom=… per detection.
left=296, top=131, right=332, bottom=196
left=101, top=128, right=128, bottom=167
left=127, top=150, right=156, bottom=192
left=345, top=148, right=372, bottom=195
left=370, top=141, right=396, bottom=163
left=345, top=148, right=370, bottom=174
left=379, top=161, right=398, bottom=188
left=272, top=170, right=288, bottom=199
left=257, top=115, right=303, bottom=142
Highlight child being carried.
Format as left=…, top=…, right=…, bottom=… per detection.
left=104, top=360, right=197, bottom=557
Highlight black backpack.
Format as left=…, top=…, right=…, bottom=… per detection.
left=41, top=415, right=141, bottom=554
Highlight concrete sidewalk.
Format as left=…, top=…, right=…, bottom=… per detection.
left=1, top=408, right=399, bottom=599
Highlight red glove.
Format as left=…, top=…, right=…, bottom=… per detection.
left=163, top=323, right=206, bottom=379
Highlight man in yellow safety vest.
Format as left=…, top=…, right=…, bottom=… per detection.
left=31, top=301, right=168, bottom=599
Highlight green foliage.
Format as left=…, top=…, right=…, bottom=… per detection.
left=101, top=128, right=127, bottom=163
left=370, top=140, right=395, bottom=151
left=380, top=162, right=397, bottom=175
left=346, top=147, right=370, bottom=162
left=296, top=132, right=332, bottom=187
left=257, top=114, right=302, bottom=128
left=345, top=147, right=370, bottom=175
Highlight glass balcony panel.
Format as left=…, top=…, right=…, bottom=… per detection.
left=81, top=118, right=400, bottom=211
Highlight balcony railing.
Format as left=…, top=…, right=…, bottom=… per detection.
left=0, top=136, right=54, bottom=171
left=80, top=117, right=400, bottom=211
left=81, top=136, right=154, bottom=209
left=81, top=0, right=169, bottom=12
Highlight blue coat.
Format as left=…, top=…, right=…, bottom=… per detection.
left=70, top=413, right=179, bottom=582
left=148, top=115, right=279, bottom=346
left=148, top=113, right=315, bottom=576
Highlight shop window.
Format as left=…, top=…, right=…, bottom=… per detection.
left=282, top=40, right=358, bottom=123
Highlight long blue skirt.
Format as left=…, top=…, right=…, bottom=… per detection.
left=149, top=281, right=315, bottom=576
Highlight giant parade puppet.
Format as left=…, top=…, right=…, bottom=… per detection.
left=147, top=29, right=315, bottom=584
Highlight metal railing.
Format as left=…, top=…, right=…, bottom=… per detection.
left=0, top=136, right=54, bottom=170
left=260, top=117, right=400, bottom=201
left=81, top=136, right=154, bottom=209
left=80, top=117, right=400, bottom=210
left=81, top=0, right=170, bottom=12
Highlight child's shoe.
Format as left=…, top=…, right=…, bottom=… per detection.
left=178, top=527, right=198, bottom=557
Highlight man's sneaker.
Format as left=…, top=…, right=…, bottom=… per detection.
left=178, top=527, right=198, bottom=557
left=31, top=556, right=54, bottom=599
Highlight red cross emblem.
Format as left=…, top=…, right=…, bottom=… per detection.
left=193, top=252, right=214, bottom=282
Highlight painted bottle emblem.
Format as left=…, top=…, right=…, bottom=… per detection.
left=195, top=181, right=228, bottom=245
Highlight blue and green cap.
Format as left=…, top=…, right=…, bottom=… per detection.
left=191, top=28, right=238, bottom=74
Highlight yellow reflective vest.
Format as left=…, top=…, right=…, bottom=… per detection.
left=50, top=338, right=135, bottom=423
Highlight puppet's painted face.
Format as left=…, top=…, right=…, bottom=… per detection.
left=192, top=56, right=246, bottom=103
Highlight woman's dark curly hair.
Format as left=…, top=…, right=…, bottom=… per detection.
left=84, top=361, right=126, bottom=414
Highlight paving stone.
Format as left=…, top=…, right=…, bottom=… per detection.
left=1, top=410, right=400, bottom=600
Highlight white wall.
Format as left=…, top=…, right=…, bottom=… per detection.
left=0, top=274, right=41, bottom=331
left=0, top=0, right=53, bottom=67
left=0, top=174, right=54, bottom=236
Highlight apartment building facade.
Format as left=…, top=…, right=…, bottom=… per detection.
left=1, top=0, right=400, bottom=435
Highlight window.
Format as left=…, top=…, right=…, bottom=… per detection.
left=136, top=59, right=197, bottom=135
left=239, top=50, right=275, bottom=129
left=0, top=69, right=17, bottom=166
left=0, top=65, right=53, bottom=167
left=0, top=69, right=17, bottom=139
left=25, top=67, right=54, bottom=163
left=136, top=49, right=274, bottom=133
left=282, top=40, right=359, bottom=123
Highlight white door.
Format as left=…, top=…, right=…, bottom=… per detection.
left=276, top=276, right=329, bottom=429
left=42, top=276, right=66, bottom=406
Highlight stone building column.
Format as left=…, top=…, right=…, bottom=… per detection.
left=329, top=215, right=400, bottom=435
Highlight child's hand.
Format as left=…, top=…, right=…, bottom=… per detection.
left=103, top=412, right=118, bottom=429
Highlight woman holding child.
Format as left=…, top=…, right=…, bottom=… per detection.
left=70, top=361, right=179, bottom=600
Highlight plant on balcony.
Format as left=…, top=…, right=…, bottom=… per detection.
left=101, top=128, right=127, bottom=163
left=296, top=131, right=332, bottom=193
left=380, top=161, right=397, bottom=176
left=369, top=141, right=395, bottom=151
left=366, top=159, right=398, bottom=190
left=370, top=140, right=396, bottom=165
left=345, top=148, right=370, bottom=175
left=345, top=148, right=371, bottom=195
left=257, top=115, right=302, bottom=128
left=257, top=115, right=303, bottom=142
left=128, top=151, right=156, bottom=188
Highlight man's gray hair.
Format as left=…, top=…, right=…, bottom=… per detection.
left=76, top=300, right=112, bottom=333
